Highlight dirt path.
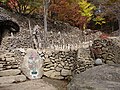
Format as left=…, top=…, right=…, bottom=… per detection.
left=0, top=76, right=68, bottom=90
left=43, top=77, right=68, bottom=90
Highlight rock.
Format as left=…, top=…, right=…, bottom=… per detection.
left=50, top=67, right=54, bottom=70
left=60, top=61, right=65, bottom=66
left=5, top=53, right=15, bottom=58
left=21, top=48, right=43, bottom=79
left=44, top=58, right=50, bottom=63
left=57, top=64, right=63, bottom=68
left=6, top=66, right=12, bottom=69
left=0, top=68, right=3, bottom=71
left=61, top=69, right=71, bottom=76
left=0, top=55, right=5, bottom=61
left=68, top=64, right=120, bottom=90
left=12, top=65, right=19, bottom=69
left=0, top=75, right=26, bottom=84
left=6, top=57, right=15, bottom=61
left=69, top=64, right=73, bottom=67
left=44, top=70, right=55, bottom=77
left=95, top=58, right=103, bottom=65
left=106, top=60, right=115, bottom=64
left=46, top=64, right=54, bottom=68
left=44, top=68, right=50, bottom=71
left=64, top=66, right=70, bottom=70
left=55, top=66, right=62, bottom=72
left=50, top=71, right=64, bottom=79
left=0, top=64, right=3, bottom=68
left=21, top=53, right=25, bottom=56
left=0, top=69, right=21, bottom=76
left=0, top=61, right=5, bottom=64
left=16, top=48, right=26, bottom=53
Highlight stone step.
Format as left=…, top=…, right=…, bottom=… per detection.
left=0, top=75, right=26, bottom=84
left=0, top=69, right=21, bottom=76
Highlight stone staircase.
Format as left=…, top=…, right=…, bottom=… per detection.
left=0, top=53, right=26, bottom=84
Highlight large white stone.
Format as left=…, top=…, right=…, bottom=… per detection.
left=0, top=75, right=26, bottom=84
left=21, top=48, right=43, bottom=79
left=95, top=58, right=103, bottom=65
left=0, top=69, right=21, bottom=76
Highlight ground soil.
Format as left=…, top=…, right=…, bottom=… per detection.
left=43, top=77, right=68, bottom=90
left=0, top=76, right=68, bottom=90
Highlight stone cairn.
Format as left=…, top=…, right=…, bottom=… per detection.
left=73, top=48, right=94, bottom=74
left=90, top=38, right=120, bottom=64
left=0, top=52, right=26, bottom=84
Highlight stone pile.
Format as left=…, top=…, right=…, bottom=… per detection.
left=43, top=50, right=77, bottom=79
left=0, top=53, right=19, bottom=70
left=0, top=53, right=26, bottom=84
left=0, top=29, right=34, bottom=52
left=90, top=38, right=120, bottom=64
left=43, top=48, right=95, bottom=79
left=73, top=48, right=94, bottom=74
left=0, top=47, right=95, bottom=80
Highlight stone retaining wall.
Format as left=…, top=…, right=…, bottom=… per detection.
left=0, top=52, right=26, bottom=84
left=0, top=37, right=120, bottom=80
left=0, top=53, right=19, bottom=70
left=90, top=37, right=120, bottom=64
left=43, top=50, right=77, bottom=79
left=0, top=47, right=94, bottom=80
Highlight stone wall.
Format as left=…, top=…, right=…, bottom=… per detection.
left=43, top=50, right=77, bottom=79
left=0, top=53, right=19, bottom=70
left=90, top=37, right=120, bottom=64
left=0, top=47, right=94, bottom=80
left=0, top=52, right=26, bottom=84
left=0, top=37, right=120, bottom=80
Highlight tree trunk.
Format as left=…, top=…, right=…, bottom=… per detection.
left=43, top=0, right=48, bottom=48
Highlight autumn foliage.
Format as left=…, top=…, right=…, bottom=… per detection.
left=1, top=0, right=41, bottom=15
left=49, top=0, right=87, bottom=29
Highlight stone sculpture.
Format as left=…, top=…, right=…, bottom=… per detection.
left=21, top=48, right=43, bottom=79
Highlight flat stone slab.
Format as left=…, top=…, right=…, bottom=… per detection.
left=0, top=75, right=26, bottom=84
left=0, top=69, right=21, bottom=76
left=21, top=48, right=43, bottom=79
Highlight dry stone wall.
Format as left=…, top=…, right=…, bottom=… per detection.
left=0, top=47, right=94, bottom=80
left=90, top=37, right=120, bottom=64
left=0, top=53, right=20, bottom=70
left=43, top=50, right=77, bottom=79
left=73, top=48, right=94, bottom=74
left=1, top=37, right=119, bottom=80
left=0, top=52, right=26, bottom=84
